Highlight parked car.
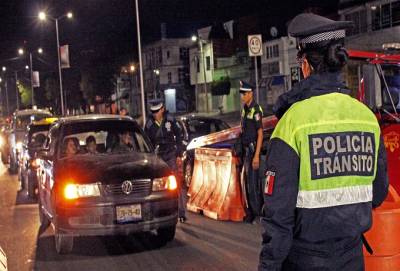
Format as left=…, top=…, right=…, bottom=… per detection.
left=8, top=109, right=52, bottom=173
left=177, top=115, right=230, bottom=187
left=37, top=114, right=178, bottom=254
left=18, top=117, right=58, bottom=198
left=0, top=123, right=11, bottom=165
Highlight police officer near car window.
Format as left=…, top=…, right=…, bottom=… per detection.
left=238, top=80, right=264, bottom=223
left=259, top=13, right=389, bottom=271
left=144, top=100, right=187, bottom=222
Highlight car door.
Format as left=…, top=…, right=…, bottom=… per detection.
left=39, top=124, right=59, bottom=219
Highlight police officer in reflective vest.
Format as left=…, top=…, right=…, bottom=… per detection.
left=239, top=80, right=264, bottom=223
left=145, top=100, right=187, bottom=222
left=259, top=13, right=389, bottom=271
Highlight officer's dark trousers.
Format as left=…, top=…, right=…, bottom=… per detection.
left=281, top=238, right=364, bottom=271
left=163, top=153, right=186, bottom=218
left=243, top=147, right=263, bottom=218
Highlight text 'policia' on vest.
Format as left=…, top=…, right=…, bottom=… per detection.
left=310, top=132, right=375, bottom=179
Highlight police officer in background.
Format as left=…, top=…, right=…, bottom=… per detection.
left=238, top=80, right=264, bottom=223
left=259, top=13, right=389, bottom=271
left=145, top=100, right=187, bottom=222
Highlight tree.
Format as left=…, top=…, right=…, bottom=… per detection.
left=18, top=81, right=32, bottom=108
left=44, top=77, right=60, bottom=113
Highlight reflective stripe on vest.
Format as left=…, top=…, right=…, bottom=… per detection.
left=271, top=92, right=380, bottom=209
left=242, top=105, right=263, bottom=119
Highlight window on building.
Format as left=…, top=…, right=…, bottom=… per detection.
left=167, top=50, right=170, bottom=59
left=158, top=47, right=162, bottom=64
left=179, top=47, right=188, bottom=60
left=168, top=72, right=172, bottom=84
left=265, top=46, right=270, bottom=59
left=206, top=56, right=211, bottom=71
left=178, top=68, right=185, bottom=83
left=393, top=1, right=400, bottom=26
left=267, top=61, right=280, bottom=75
left=196, top=57, right=200, bottom=73
left=273, top=45, right=279, bottom=58
left=345, top=10, right=367, bottom=36
left=372, top=2, right=400, bottom=31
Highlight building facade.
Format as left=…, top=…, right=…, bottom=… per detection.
left=142, top=38, right=194, bottom=113
left=261, top=36, right=299, bottom=107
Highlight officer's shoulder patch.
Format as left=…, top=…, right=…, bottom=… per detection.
left=145, top=120, right=153, bottom=129
left=264, top=171, right=276, bottom=195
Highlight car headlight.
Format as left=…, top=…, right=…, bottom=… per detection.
left=16, top=142, right=23, bottom=152
left=152, top=175, right=177, bottom=191
left=64, top=183, right=101, bottom=199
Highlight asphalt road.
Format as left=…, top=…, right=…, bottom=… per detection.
left=0, top=162, right=262, bottom=271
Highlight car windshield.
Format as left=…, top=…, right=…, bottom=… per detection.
left=60, top=120, right=151, bottom=158
left=15, top=113, right=52, bottom=131
left=186, top=119, right=229, bottom=138
left=28, top=125, right=51, bottom=147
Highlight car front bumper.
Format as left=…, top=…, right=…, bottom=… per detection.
left=55, top=196, right=178, bottom=236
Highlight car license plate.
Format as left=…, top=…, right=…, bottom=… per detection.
left=116, top=204, right=142, bottom=223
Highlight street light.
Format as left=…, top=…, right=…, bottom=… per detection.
left=191, top=34, right=209, bottom=112
left=2, top=67, right=6, bottom=72
left=134, top=0, right=146, bottom=127
left=18, top=48, right=24, bottom=55
left=38, top=10, right=73, bottom=116
left=130, top=65, right=135, bottom=72
left=38, top=48, right=43, bottom=54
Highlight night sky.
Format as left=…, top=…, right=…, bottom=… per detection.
left=0, top=0, right=339, bottom=110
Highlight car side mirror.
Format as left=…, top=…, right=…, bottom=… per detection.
left=37, top=149, right=53, bottom=160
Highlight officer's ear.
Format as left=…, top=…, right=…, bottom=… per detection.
left=301, top=58, right=313, bottom=78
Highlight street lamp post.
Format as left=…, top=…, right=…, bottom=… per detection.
left=18, top=47, right=43, bottom=107
left=39, top=11, right=73, bottom=116
left=1, top=68, right=9, bottom=115
left=14, top=71, right=19, bottom=110
left=192, top=36, right=209, bottom=112
left=134, top=0, right=146, bottom=127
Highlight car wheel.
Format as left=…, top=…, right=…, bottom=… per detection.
left=18, top=167, right=25, bottom=190
left=8, top=155, right=17, bottom=174
left=27, top=174, right=36, bottom=199
left=1, top=152, right=7, bottom=164
left=55, top=229, right=74, bottom=254
left=184, top=162, right=192, bottom=188
left=157, top=225, right=176, bottom=243
left=38, top=200, right=50, bottom=228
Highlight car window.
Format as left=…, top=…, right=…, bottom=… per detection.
left=187, top=119, right=230, bottom=137
left=60, top=120, right=151, bottom=158
left=15, top=113, right=52, bottom=131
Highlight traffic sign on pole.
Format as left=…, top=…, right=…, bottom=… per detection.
left=248, top=35, right=263, bottom=57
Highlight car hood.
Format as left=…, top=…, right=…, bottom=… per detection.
left=55, top=152, right=172, bottom=184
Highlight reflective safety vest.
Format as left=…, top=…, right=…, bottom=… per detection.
left=271, top=92, right=381, bottom=209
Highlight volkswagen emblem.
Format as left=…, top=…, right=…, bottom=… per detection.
left=121, top=180, right=133, bottom=195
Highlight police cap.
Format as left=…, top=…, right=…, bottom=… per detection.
left=149, top=99, right=164, bottom=113
left=239, top=80, right=254, bottom=93
left=288, top=13, right=353, bottom=49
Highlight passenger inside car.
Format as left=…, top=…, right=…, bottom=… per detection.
left=85, top=136, right=98, bottom=154
left=112, top=131, right=134, bottom=152
left=63, top=137, right=79, bottom=157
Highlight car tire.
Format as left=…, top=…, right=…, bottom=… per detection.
left=18, top=167, right=25, bottom=190
left=55, top=229, right=74, bottom=254
left=38, top=200, right=50, bottom=228
left=8, top=155, right=17, bottom=174
left=1, top=152, right=8, bottom=164
left=184, top=162, right=193, bottom=188
left=27, top=175, right=36, bottom=199
left=157, top=225, right=176, bottom=243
